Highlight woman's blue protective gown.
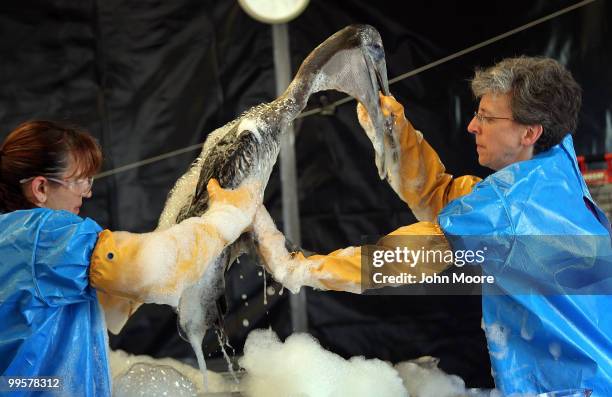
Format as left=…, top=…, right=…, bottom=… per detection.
left=0, top=208, right=111, bottom=396
left=439, top=135, right=612, bottom=395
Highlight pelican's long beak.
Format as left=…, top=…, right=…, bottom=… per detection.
left=361, top=42, right=392, bottom=180
left=364, top=44, right=390, bottom=97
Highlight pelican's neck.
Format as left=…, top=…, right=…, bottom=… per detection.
left=269, top=71, right=318, bottom=128
left=278, top=69, right=325, bottom=115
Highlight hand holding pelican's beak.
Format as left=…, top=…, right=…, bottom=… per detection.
left=357, top=92, right=405, bottom=129
left=356, top=92, right=407, bottom=183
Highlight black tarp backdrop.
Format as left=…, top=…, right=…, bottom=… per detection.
left=1, top=0, right=610, bottom=388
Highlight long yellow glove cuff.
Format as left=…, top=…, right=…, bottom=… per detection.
left=252, top=207, right=335, bottom=293
left=90, top=219, right=227, bottom=306
left=253, top=207, right=452, bottom=294
left=311, top=221, right=452, bottom=292
left=358, top=94, right=481, bottom=222
left=90, top=179, right=261, bottom=308
left=97, top=291, right=142, bottom=335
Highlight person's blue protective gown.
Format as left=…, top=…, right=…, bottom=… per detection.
left=0, top=208, right=111, bottom=397
left=439, top=135, right=612, bottom=395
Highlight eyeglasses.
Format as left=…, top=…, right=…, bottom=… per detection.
left=19, top=176, right=94, bottom=196
left=473, top=111, right=514, bottom=124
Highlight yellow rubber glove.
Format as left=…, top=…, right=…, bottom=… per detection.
left=357, top=93, right=481, bottom=222
left=97, top=291, right=142, bottom=335
left=252, top=206, right=452, bottom=294
left=90, top=178, right=261, bottom=311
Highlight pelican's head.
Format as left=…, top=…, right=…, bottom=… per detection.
left=289, top=24, right=391, bottom=178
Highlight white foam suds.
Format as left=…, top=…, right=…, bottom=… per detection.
left=240, top=329, right=407, bottom=397
left=242, top=319, right=250, bottom=327
left=118, top=231, right=177, bottom=297
left=200, top=199, right=253, bottom=243
left=395, top=359, right=466, bottom=397
left=110, top=333, right=493, bottom=397
left=237, top=118, right=261, bottom=142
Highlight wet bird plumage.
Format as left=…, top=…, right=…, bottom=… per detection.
left=155, top=24, right=392, bottom=388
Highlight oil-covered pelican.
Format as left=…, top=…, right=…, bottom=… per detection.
left=156, top=24, right=392, bottom=387
left=159, top=24, right=391, bottom=227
